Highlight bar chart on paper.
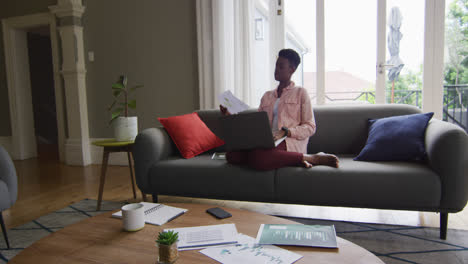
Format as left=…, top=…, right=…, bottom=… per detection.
left=255, top=224, right=338, bottom=248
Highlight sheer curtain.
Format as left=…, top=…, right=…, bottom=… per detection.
left=197, top=0, right=255, bottom=110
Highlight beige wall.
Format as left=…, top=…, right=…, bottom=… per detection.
left=83, top=0, right=199, bottom=137
left=0, top=0, right=58, bottom=136
left=0, top=0, right=199, bottom=138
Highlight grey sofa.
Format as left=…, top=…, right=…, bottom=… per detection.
left=133, top=104, right=468, bottom=239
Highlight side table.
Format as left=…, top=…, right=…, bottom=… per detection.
left=92, top=139, right=146, bottom=211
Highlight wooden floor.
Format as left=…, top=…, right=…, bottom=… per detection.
left=3, top=156, right=468, bottom=231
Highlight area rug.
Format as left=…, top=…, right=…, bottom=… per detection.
left=0, top=199, right=125, bottom=263
left=1, top=200, right=467, bottom=264
left=283, top=216, right=468, bottom=264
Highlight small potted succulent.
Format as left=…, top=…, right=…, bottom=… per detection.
left=156, top=230, right=179, bottom=264
left=108, top=75, right=143, bottom=141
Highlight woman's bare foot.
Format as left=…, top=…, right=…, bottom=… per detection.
left=303, top=152, right=339, bottom=168
left=302, top=160, right=313, bottom=168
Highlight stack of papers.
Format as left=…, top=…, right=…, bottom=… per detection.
left=165, top=223, right=306, bottom=264
left=200, top=234, right=303, bottom=264
left=164, top=224, right=238, bottom=250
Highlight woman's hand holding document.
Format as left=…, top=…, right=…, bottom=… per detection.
left=218, top=90, right=250, bottom=114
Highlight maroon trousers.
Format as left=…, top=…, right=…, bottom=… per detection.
left=226, top=141, right=303, bottom=171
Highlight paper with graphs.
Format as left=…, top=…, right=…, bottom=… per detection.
left=200, top=233, right=302, bottom=264
left=218, top=90, right=250, bottom=114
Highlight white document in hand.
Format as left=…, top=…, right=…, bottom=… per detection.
left=218, top=90, right=250, bottom=114
left=275, top=136, right=287, bottom=147
left=164, top=223, right=238, bottom=250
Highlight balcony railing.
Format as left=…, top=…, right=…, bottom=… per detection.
left=443, top=85, right=468, bottom=131
left=308, top=85, right=468, bottom=131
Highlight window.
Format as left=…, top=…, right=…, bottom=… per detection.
left=197, top=0, right=445, bottom=118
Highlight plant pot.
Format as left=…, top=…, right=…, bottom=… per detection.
left=157, top=242, right=179, bottom=264
left=113, top=116, right=138, bottom=142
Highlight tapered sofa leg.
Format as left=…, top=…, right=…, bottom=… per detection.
left=440, top=212, right=448, bottom=240
left=0, top=211, right=10, bottom=249
left=152, top=194, right=158, bottom=203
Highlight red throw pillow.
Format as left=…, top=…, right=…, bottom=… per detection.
left=158, top=112, right=224, bottom=159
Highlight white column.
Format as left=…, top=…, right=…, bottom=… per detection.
left=196, top=0, right=215, bottom=110
left=375, top=0, right=387, bottom=104
left=50, top=0, right=91, bottom=165
left=316, top=0, right=325, bottom=105
left=423, top=0, right=445, bottom=119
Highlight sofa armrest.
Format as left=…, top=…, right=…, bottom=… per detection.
left=133, top=127, right=176, bottom=194
left=0, top=146, right=17, bottom=209
left=425, top=119, right=468, bottom=212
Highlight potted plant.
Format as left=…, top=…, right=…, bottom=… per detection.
left=108, top=75, right=143, bottom=141
left=156, top=230, right=179, bottom=264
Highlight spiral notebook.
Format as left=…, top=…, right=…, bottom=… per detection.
left=112, top=202, right=188, bottom=226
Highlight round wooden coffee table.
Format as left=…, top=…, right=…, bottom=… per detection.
left=10, top=203, right=384, bottom=263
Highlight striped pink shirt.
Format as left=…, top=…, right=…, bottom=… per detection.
left=258, top=82, right=316, bottom=154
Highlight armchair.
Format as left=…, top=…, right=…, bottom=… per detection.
left=0, top=146, right=17, bottom=249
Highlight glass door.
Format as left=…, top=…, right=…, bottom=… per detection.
left=284, top=0, right=317, bottom=104
left=325, top=0, right=379, bottom=104
left=261, top=0, right=431, bottom=107
left=282, top=0, right=386, bottom=105
left=323, top=0, right=425, bottom=106
left=382, top=0, right=425, bottom=107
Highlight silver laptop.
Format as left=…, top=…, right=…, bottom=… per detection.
left=220, top=111, right=285, bottom=151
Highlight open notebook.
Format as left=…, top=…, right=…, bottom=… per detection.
left=112, top=202, right=188, bottom=226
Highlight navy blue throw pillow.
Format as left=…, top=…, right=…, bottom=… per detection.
left=354, top=112, right=434, bottom=161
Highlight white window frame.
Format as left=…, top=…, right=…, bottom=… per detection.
left=197, top=0, right=445, bottom=118
left=422, top=0, right=445, bottom=119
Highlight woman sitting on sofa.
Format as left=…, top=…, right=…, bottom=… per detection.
left=220, top=49, right=339, bottom=170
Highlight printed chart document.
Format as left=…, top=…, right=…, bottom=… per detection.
left=218, top=90, right=250, bottom=114
left=112, top=202, right=187, bottom=226
left=200, top=233, right=302, bottom=264
left=164, top=224, right=238, bottom=250
left=255, top=224, right=338, bottom=249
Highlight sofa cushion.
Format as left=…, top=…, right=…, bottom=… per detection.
left=354, top=112, right=433, bottom=161
left=308, top=104, right=422, bottom=155
left=149, top=154, right=276, bottom=201
left=158, top=112, right=224, bottom=159
left=275, top=156, right=441, bottom=210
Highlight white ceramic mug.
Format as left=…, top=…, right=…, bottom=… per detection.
left=122, top=203, right=145, bottom=231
